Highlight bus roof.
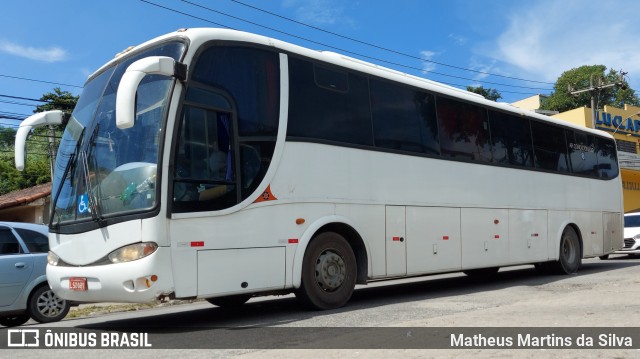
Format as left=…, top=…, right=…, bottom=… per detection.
left=89, top=27, right=613, bottom=140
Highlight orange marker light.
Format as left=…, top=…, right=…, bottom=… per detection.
left=296, top=218, right=305, bottom=225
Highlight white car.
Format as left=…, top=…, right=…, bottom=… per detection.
left=617, top=213, right=640, bottom=256
left=0, top=222, right=70, bottom=326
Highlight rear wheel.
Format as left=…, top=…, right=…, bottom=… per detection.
left=295, top=232, right=357, bottom=310
left=550, top=226, right=582, bottom=274
left=206, top=295, right=251, bottom=308
left=0, top=314, right=30, bottom=327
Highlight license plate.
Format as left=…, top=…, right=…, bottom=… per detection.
left=69, top=277, right=87, bottom=291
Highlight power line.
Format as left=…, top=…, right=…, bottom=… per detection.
left=0, top=94, right=48, bottom=103
left=0, top=74, right=83, bottom=89
left=222, top=0, right=554, bottom=86
left=0, top=110, right=30, bottom=117
left=141, top=0, right=552, bottom=91
left=0, top=99, right=38, bottom=107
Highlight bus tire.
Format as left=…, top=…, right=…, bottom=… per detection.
left=550, top=226, right=582, bottom=274
left=295, top=232, right=357, bottom=310
left=206, top=294, right=251, bottom=308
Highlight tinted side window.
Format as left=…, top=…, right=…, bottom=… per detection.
left=14, top=228, right=49, bottom=253
left=567, top=131, right=599, bottom=177
left=488, top=111, right=534, bottom=167
left=436, top=97, right=491, bottom=162
left=191, top=46, right=280, bottom=136
left=0, top=228, right=21, bottom=254
left=597, top=137, right=619, bottom=179
left=288, top=57, right=373, bottom=146
left=531, top=121, right=569, bottom=172
left=370, top=79, right=439, bottom=155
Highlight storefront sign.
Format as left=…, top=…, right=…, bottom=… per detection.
left=595, top=111, right=640, bottom=135
left=623, top=181, right=640, bottom=191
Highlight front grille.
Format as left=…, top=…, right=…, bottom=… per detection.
left=624, top=238, right=636, bottom=249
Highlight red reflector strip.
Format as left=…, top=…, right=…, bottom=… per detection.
left=531, top=233, right=539, bottom=237
left=288, top=239, right=299, bottom=244
left=494, top=235, right=500, bottom=239
left=442, top=236, right=449, bottom=240
left=190, top=241, right=204, bottom=247
left=392, top=236, right=401, bottom=241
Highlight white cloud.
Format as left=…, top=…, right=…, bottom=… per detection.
left=420, top=50, right=439, bottom=73
left=0, top=40, right=67, bottom=62
left=448, top=33, right=467, bottom=46
left=493, top=0, right=640, bottom=87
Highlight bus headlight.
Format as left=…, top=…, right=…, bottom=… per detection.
left=108, top=242, right=158, bottom=263
left=48, top=251, right=60, bottom=266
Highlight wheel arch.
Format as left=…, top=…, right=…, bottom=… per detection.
left=16, top=275, right=48, bottom=311
left=567, top=223, right=584, bottom=259
left=292, top=215, right=369, bottom=288
left=551, top=221, right=584, bottom=260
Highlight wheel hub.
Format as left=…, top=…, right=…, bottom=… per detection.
left=315, top=250, right=346, bottom=291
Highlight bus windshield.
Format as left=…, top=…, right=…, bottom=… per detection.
left=51, top=41, right=185, bottom=228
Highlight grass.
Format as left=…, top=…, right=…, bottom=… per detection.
left=67, top=299, right=201, bottom=319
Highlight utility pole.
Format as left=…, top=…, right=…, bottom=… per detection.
left=568, top=71, right=627, bottom=128
left=47, top=125, right=57, bottom=177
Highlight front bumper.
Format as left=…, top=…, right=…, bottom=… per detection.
left=46, top=247, right=174, bottom=303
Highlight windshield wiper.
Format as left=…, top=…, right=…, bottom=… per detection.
left=49, top=125, right=85, bottom=229
left=81, top=125, right=106, bottom=225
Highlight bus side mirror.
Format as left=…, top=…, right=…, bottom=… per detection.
left=116, top=56, right=186, bottom=129
left=15, top=110, right=64, bottom=171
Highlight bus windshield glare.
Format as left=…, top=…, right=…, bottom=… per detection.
left=50, top=41, right=185, bottom=228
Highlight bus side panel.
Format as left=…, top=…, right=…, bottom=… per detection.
left=406, top=206, right=461, bottom=275
left=585, top=212, right=604, bottom=256
left=460, top=208, right=509, bottom=270
left=603, top=212, right=623, bottom=253
left=197, top=247, right=286, bottom=297
left=508, top=209, right=548, bottom=264
left=171, top=246, right=197, bottom=298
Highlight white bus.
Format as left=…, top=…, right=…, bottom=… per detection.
left=16, top=28, right=623, bottom=310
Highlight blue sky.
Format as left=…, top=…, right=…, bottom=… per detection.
left=2, top=0, right=640, bottom=128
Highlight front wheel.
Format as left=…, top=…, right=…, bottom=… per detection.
left=295, top=232, right=357, bottom=310
left=28, top=285, right=70, bottom=323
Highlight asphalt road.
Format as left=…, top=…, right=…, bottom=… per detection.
left=4, top=254, right=640, bottom=358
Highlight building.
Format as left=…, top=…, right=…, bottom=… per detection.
left=510, top=94, right=559, bottom=116
left=511, top=95, right=640, bottom=212
left=0, top=182, right=51, bottom=223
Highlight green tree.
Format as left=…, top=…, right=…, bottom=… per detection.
left=34, top=87, right=78, bottom=116
left=466, top=86, right=502, bottom=101
left=540, top=65, right=639, bottom=113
